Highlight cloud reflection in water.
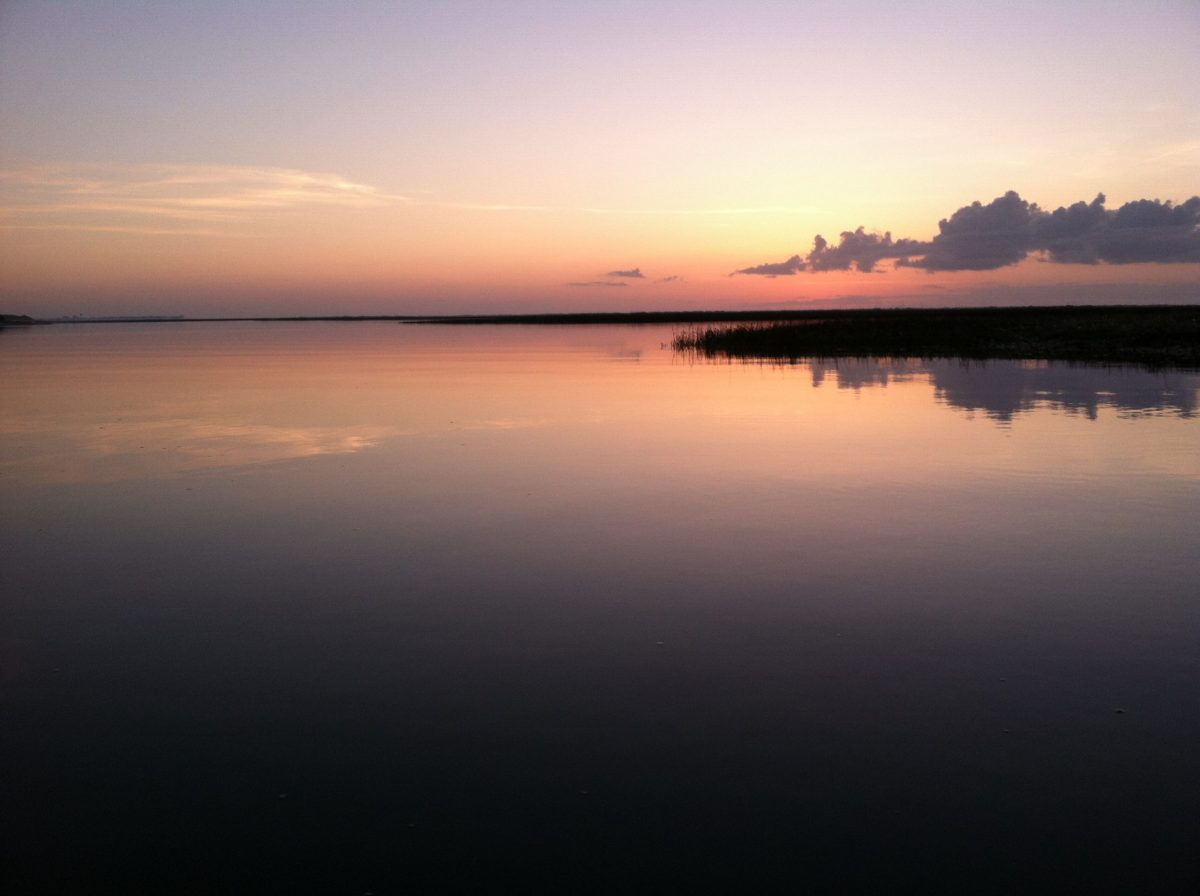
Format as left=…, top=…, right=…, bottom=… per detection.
left=0, top=418, right=389, bottom=484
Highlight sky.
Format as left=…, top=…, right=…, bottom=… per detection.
left=1, top=0, right=1198, bottom=317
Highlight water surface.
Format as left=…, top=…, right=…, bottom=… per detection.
left=3, top=322, right=1198, bottom=891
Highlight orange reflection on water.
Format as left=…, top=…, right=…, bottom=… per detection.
left=1, top=321, right=1197, bottom=491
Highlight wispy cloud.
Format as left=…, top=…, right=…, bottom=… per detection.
left=0, top=222, right=235, bottom=237
left=0, top=164, right=402, bottom=234
left=436, top=202, right=553, bottom=212
left=568, top=280, right=627, bottom=288
left=581, top=205, right=819, bottom=216
left=1146, top=140, right=1200, bottom=167
left=0, top=164, right=823, bottom=235
left=606, top=267, right=645, bottom=279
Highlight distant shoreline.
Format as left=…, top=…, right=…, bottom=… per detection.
left=5, top=305, right=1199, bottom=368
left=7, top=304, right=1199, bottom=326
left=7, top=310, right=942, bottom=325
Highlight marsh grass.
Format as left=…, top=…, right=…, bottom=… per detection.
left=672, top=305, right=1200, bottom=369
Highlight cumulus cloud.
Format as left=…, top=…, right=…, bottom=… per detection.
left=1080, top=195, right=1200, bottom=264
left=607, top=267, right=645, bottom=279
left=1029, top=194, right=1111, bottom=264
left=731, top=254, right=806, bottom=277
left=568, top=280, right=627, bottom=288
left=912, top=192, right=1200, bottom=269
left=906, top=190, right=1035, bottom=271
left=737, top=191, right=1200, bottom=275
left=807, top=228, right=928, bottom=272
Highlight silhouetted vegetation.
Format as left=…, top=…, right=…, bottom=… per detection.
left=0, top=314, right=40, bottom=326
left=673, top=305, right=1200, bottom=368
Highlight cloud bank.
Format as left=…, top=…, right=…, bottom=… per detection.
left=734, top=192, right=1200, bottom=275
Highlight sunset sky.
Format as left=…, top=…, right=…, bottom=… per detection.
left=2, top=1, right=1197, bottom=317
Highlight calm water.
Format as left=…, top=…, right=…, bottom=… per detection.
left=3, top=322, right=1198, bottom=892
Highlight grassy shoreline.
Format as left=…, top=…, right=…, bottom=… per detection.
left=672, top=305, right=1200, bottom=369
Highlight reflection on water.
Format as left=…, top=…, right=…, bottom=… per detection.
left=1, top=417, right=388, bottom=483
left=2, top=323, right=1199, bottom=891
left=4, top=324, right=1197, bottom=487
left=931, top=360, right=1198, bottom=421
left=808, top=357, right=1199, bottom=421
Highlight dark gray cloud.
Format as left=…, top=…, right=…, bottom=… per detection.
left=740, top=192, right=1200, bottom=275
left=607, top=267, right=645, bottom=279
left=1030, top=193, right=1110, bottom=264
left=731, top=254, right=805, bottom=277
left=1087, top=196, right=1200, bottom=264
left=906, top=190, right=1035, bottom=271
left=568, top=280, right=627, bottom=288
left=807, top=228, right=928, bottom=272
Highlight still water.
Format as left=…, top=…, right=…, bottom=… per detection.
left=3, top=322, right=1198, bottom=892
